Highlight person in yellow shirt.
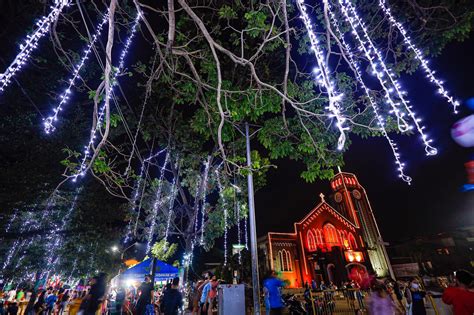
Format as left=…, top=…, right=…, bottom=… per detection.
left=68, top=291, right=85, bottom=315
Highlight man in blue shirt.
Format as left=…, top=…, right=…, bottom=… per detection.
left=263, top=271, right=285, bottom=315
left=199, top=273, right=212, bottom=315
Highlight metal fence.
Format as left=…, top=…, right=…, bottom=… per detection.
left=305, top=289, right=367, bottom=315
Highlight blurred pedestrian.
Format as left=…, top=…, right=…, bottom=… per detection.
left=367, top=283, right=395, bottom=315
left=263, top=271, right=284, bottom=315
left=160, top=277, right=183, bottom=315
left=409, top=280, right=426, bottom=315
left=442, top=270, right=474, bottom=315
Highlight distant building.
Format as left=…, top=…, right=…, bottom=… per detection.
left=258, top=172, right=393, bottom=288
left=388, top=226, right=474, bottom=276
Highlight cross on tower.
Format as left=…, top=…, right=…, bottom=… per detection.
left=319, top=193, right=325, bottom=202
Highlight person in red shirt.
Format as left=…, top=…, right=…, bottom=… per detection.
left=442, top=269, right=474, bottom=315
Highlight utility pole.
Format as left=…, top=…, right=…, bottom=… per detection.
left=245, top=123, right=261, bottom=315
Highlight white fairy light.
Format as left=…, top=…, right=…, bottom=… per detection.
left=164, top=158, right=180, bottom=245
left=244, top=211, right=248, bottom=250
left=123, top=149, right=166, bottom=244
left=296, top=0, right=349, bottom=150
left=43, top=11, right=110, bottom=134
left=0, top=0, right=70, bottom=93
left=215, top=167, right=228, bottom=266
left=339, top=0, right=437, bottom=156
left=235, top=194, right=242, bottom=264
left=72, top=13, right=141, bottom=182
left=199, top=156, right=212, bottom=245
left=378, top=0, right=460, bottom=113
left=146, top=151, right=170, bottom=253
left=324, top=0, right=412, bottom=184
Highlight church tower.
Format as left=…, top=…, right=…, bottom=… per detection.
left=330, top=171, right=394, bottom=278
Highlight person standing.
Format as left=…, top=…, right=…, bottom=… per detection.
left=160, top=278, right=183, bottom=315
left=135, top=276, right=154, bottom=315
left=263, top=271, right=284, bottom=315
left=84, top=274, right=107, bottom=315
left=206, top=276, right=219, bottom=315
left=199, top=274, right=212, bottom=315
left=58, top=290, right=69, bottom=315
left=409, top=280, right=426, bottom=315
left=44, top=291, right=57, bottom=315
left=442, top=269, right=474, bottom=315
left=114, top=285, right=126, bottom=315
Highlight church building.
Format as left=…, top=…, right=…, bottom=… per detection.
left=258, top=171, right=394, bottom=288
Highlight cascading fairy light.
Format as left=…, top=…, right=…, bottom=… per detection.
left=331, top=0, right=410, bottom=133
left=45, top=189, right=81, bottom=273
left=72, top=12, right=141, bottom=182
left=235, top=198, right=242, bottom=264
left=378, top=0, right=460, bottom=114
left=199, top=156, right=212, bottom=245
left=123, top=149, right=167, bottom=244
left=146, top=151, right=170, bottom=253
left=339, top=0, right=437, bottom=156
left=324, top=0, right=412, bottom=184
left=164, top=158, right=180, bottom=245
left=296, top=0, right=349, bottom=150
left=43, top=10, right=110, bottom=134
left=244, top=212, right=249, bottom=250
left=0, top=0, right=70, bottom=93
left=215, top=167, right=228, bottom=266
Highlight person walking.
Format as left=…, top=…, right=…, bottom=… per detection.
left=367, top=283, right=395, bottom=315
left=83, top=274, right=107, bottom=315
left=114, top=285, right=126, bottom=315
left=135, top=276, right=154, bottom=315
left=206, top=276, right=219, bottom=315
left=160, top=278, right=183, bottom=315
left=263, top=271, right=285, bottom=315
left=57, top=290, right=69, bottom=315
left=442, top=269, right=474, bottom=315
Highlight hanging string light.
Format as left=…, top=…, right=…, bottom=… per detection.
left=296, top=0, right=349, bottom=150
left=338, top=0, right=437, bottom=156
left=72, top=12, right=141, bottom=182
left=164, top=158, right=180, bottom=245
left=244, top=210, right=249, bottom=250
left=0, top=0, right=70, bottom=93
left=146, top=151, right=170, bottom=253
left=199, top=156, right=212, bottom=245
left=215, top=167, right=228, bottom=266
left=378, top=0, right=460, bottom=114
left=43, top=10, right=110, bottom=134
left=123, top=148, right=167, bottom=244
left=234, top=191, right=242, bottom=264
left=323, top=0, right=412, bottom=184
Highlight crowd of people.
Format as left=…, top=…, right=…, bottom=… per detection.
left=0, top=273, right=186, bottom=315
left=261, top=269, right=474, bottom=315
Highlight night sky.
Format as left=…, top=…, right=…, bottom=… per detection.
left=255, top=37, right=474, bottom=243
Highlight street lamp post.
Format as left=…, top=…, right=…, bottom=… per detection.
left=245, top=123, right=261, bottom=315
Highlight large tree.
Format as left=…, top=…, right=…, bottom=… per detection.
left=1, top=0, right=473, bottom=276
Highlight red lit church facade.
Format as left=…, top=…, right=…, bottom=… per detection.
left=258, top=172, right=393, bottom=288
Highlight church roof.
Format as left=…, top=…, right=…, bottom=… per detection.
left=295, top=200, right=357, bottom=232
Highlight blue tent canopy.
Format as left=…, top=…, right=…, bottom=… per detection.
left=120, top=259, right=179, bottom=282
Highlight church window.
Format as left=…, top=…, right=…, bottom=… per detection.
left=307, top=230, right=317, bottom=251
left=278, top=249, right=292, bottom=271
left=323, top=223, right=339, bottom=248
left=348, top=233, right=357, bottom=249
left=315, top=229, right=324, bottom=246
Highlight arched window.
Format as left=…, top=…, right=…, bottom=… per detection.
left=348, top=233, right=357, bottom=249
left=323, top=223, right=339, bottom=249
left=337, top=230, right=345, bottom=245
left=307, top=230, right=316, bottom=251
left=278, top=249, right=292, bottom=272
left=315, top=229, right=324, bottom=247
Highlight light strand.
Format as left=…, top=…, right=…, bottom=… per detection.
left=244, top=210, right=248, bottom=250
left=296, top=0, right=349, bottom=150
left=146, top=151, right=170, bottom=253
left=235, top=197, right=242, bottom=264
left=324, top=0, right=412, bottom=184
left=199, top=156, right=212, bottom=245
left=378, top=0, right=460, bottom=113
left=124, top=149, right=166, bottom=244
left=0, top=0, right=70, bottom=92
left=339, top=0, right=437, bottom=156
left=164, top=158, right=180, bottom=245
left=72, top=13, right=141, bottom=182
left=43, top=10, right=110, bottom=134
left=215, top=167, right=228, bottom=266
